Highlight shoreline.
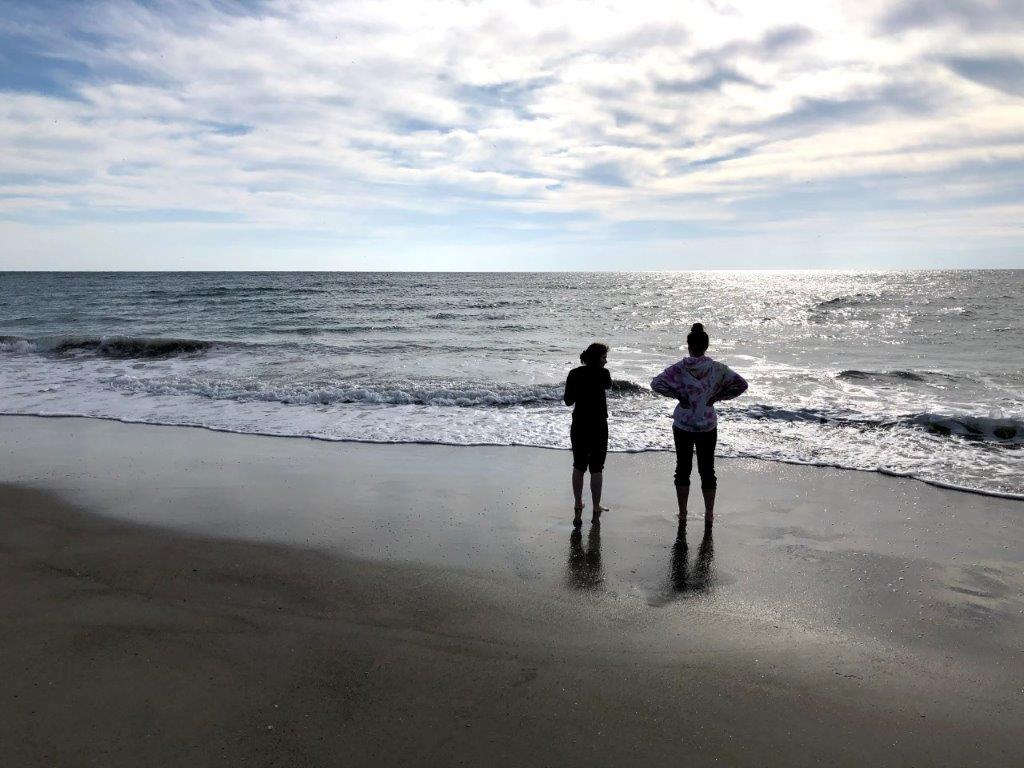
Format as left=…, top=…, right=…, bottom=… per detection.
left=2, top=415, right=1022, bottom=766
left=3, top=411, right=1022, bottom=502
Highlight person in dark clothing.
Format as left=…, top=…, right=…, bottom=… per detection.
left=564, top=342, right=611, bottom=525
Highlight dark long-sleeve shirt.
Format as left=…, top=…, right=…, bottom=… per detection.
left=564, top=365, right=611, bottom=425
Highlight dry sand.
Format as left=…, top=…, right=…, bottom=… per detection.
left=1, top=415, right=1022, bottom=766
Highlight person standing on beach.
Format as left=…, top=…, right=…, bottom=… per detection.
left=651, top=323, right=748, bottom=524
left=564, top=343, right=611, bottom=526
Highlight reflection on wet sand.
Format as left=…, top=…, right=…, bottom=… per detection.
left=670, top=522, right=715, bottom=594
left=567, top=525, right=603, bottom=589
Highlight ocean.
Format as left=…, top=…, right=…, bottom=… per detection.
left=1, top=271, right=1021, bottom=498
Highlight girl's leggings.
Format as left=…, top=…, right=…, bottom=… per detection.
left=673, top=427, right=717, bottom=489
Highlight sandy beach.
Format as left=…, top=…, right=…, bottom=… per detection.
left=1, top=415, right=1022, bottom=766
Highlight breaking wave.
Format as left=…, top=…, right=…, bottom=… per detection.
left=0, top=335, right=38, bottom=353
left=609, top=379, right=649, bottom=394
left=109, top=375, right=652, bottom=407
left=912, top=413, right=1022, bottom=442
left=0, top=335, right=213, bottom=358
left=740, top=404, right=1022, bottom=443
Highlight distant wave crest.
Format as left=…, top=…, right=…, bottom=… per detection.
left=141, top=285, right=329, bottom=299
left=0, top=335, right=213, bottom=358
left=837, top=369, right=938, bottom=383
left=813, top=292, right=877, bottom=310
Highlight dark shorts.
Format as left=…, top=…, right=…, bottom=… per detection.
left=673, top=426, right=717, bottom=489
left=571, top=423, right=608, bottom=473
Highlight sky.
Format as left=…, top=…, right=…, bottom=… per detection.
left=0, top=0, right=1022, bottom=270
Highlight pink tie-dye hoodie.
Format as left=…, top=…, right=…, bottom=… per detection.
left=650, top=356, right=748, bottom=432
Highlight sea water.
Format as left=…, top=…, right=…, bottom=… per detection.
left=1, top=271, right=1021, bottom=498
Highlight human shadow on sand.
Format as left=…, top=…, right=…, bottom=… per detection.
left=670, top=522, right=715, bottom=595
left=643, top=522, right=718, bottom=607
left=567, top=525, right=603, bottom=590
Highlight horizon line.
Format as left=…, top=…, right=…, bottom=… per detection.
left=2, top=267, right=1023, bottom=274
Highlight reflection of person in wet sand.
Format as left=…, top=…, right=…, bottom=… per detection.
left=651, top=323, right=748, bottom=525
left=564, top=343, right=611, bottom=527
left=670, top=522, right=714, bottom=594
left=567, top=525, right=602, bottom=590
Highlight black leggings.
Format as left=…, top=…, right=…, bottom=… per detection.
left=673, top=427, right=717, bottom=489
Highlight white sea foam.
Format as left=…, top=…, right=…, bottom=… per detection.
left=108, top=373, right=569, bottom=407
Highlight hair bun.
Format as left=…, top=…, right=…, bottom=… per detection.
left=687, top=322, right=709, bottom=355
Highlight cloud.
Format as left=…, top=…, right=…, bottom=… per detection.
left=0, top=0, right=1021, bottom=268
left=579, top=160, right=633, bottom=187
left=756, top=82, right=940, bottom=134
left=758, top=25, right=815, bottom=53
left=697, top=24, right=815, bottom=63
left=880, top=0, right=1024, bottom=33
left=943, top=55, right=1024, bottom=96
left=654, top=66, right=761, bottom=94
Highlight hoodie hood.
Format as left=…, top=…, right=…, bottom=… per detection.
left=680, top=355, right=715, bottom=382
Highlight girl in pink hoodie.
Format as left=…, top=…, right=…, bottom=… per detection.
left=651, top=323, right=748, bottom=524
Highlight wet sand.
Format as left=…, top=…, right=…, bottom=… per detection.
left=1, top=415, right=1022, bottom=766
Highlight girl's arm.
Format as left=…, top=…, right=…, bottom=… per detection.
left=651, top=365, right=685, bottom=400
left=563, top=371, right=576, bottom=406
left=711, top=367, right=748, bottom=404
